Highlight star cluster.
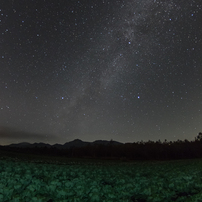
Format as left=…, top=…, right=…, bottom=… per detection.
left=0, top=0, right=202, bottom=145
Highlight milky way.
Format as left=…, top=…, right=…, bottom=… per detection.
left=0, top=0, right=202, bottom=145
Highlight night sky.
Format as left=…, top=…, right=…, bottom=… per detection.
left=1, top=0, right=202, bottom=145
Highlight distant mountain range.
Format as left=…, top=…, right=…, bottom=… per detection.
left=7, top=139, right=123, bottom=150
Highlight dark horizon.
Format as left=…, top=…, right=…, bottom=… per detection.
left=1, top=132, right=202, bottom=162
left=0, top=126, right=200, bottom=146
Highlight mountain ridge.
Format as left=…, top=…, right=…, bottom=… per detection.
left=6, top=139, right=123, bottom=149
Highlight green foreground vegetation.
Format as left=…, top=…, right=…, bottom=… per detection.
left=0, top=150, right=202, bottom=202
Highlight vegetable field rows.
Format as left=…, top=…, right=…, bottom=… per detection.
left=0, top=158, right=202, bottom=201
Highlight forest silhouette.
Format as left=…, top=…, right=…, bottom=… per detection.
left=0, top=133, right=202, bottom=161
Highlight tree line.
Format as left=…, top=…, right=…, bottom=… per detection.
left=1, top=133, right=202, bottom=161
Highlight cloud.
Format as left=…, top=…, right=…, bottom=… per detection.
left=0, top=126, right=57, bottom=145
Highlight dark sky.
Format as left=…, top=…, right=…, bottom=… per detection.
left=1, top=0, right=202, bottom=145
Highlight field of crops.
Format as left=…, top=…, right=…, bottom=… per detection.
left=0, top=154, right=202, bottom=202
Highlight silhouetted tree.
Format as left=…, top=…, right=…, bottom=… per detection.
left=195, top=132, right=202, bottom=142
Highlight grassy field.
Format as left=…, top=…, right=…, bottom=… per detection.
left=0, top=150, right=202, bottom=201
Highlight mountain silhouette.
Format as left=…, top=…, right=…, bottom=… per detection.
left=7, top=139, right=123, bottom=150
